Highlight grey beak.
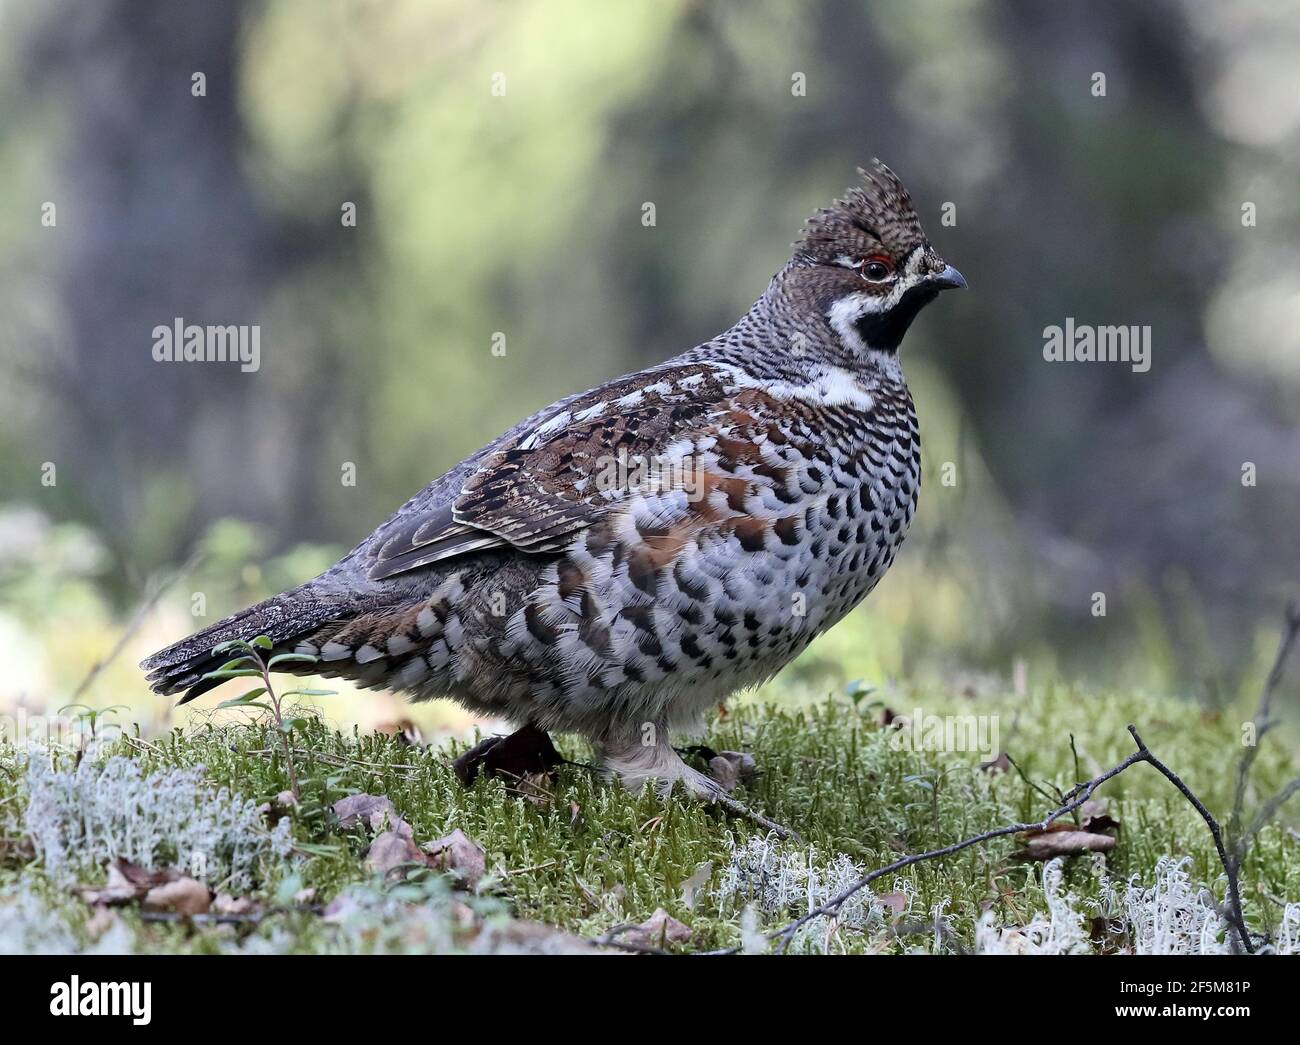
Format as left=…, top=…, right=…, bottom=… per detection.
left=930, top=264, right=967, bottom=290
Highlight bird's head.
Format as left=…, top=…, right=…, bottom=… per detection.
left=790, top=160, right=965, bottom=355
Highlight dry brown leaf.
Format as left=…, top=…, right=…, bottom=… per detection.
left=680, top=861, right=713, bottom=910
left=512, top=770, right=555, bottom=806
left=212, top=893, right=259, bottom=916
left=376, top=718, right=425, bottom=748
left=422, top=829, right=486, bottom=889
left=707, top=760, right=738, bottom=792
left=875, top=890, right=909, bottom=916
left=493, top=919, right=594, bottom=952
left=708, top=751, right=757, bottom=792
left=1080, top=799, right=1122, bottom=834
left=78, top=858, right=170, bottom=906
left=448, top=900, right=479, bottom=932
left=333, top=794, right=411, bottom=837
left=78, top=870, right=143, bottom=907
left=620, top=908, right=693, bottom=949
left=365, top=830, right=427, bottom=875
left=979, top=751, right=1011, bottom=774
left=262, top=789, right=299, bottom=827
left=1012, top=824, right=1116, bottom=861
left=144, top=876, right=211, bottom=916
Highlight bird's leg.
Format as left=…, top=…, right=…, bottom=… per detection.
left=597, top=727, right=799, bottom=841
left=598, top=728, right=722, bottom=799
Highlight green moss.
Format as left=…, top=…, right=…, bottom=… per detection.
left=2, top=681, right=1297, bottom=954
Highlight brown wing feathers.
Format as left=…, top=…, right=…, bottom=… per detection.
left=366, top=363, right=735, bottom=581
left=147, top=365, right=839, bottom=702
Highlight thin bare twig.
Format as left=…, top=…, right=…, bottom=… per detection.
left=1131, top=726, right=1252, bottom=954
left=69, top=551, right=202, bottom=703
left=757, top=732, right=1152, bottom=954
left=728, top=724, right=1256, bottom=955
left=121, top=734, right=165, bottom=756
left=1227, top=600, right=1300, bottom=877
left=1256, top=599, right=1300, bottom=728
left=718, top=601, right=1300, bottom=956
left=245, top=747, right=425, bottom=775
left=1244, top=778, right=1300, bottom=846
left=137, top=904, right=323, bottom=926
left=505, top=859, right=558, bottom=877
left=712, top=791, right=800, bottom=842
left=1003, top=751, right=1059, bottom=809
left=591, top=923, right=672, bottom=955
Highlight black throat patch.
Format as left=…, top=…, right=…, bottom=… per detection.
left=854, top=284, right=940, bottom=352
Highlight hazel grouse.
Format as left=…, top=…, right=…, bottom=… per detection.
left=143, top=161, right=965, bottom=800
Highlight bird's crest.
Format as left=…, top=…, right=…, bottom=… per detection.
left=798, top=159, right=927, bottom=258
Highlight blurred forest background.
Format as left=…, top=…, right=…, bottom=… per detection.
left=0, top=0, right=1297, bottom=735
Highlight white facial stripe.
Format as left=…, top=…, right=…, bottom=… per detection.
left=828, top=299, right=903, bottom=378
left=828, top=293, right=875, bottom=354
left=827, top=246, right=930, bottom=328
left=826, top=255, right=931, bottom=375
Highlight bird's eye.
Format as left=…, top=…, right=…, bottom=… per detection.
left=861, top=257, right=893, bottom=282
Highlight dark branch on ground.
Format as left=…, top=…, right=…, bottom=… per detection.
left=712, top=792, right=800, bottom=841
left=1226, top=599, right=1300, bottom=950
left=697, top=600, right=1300, bottom=956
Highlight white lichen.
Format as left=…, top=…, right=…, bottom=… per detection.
left=0, top=883, right=136, bottom=955
left=979, top=856, right=1248, bottom=955
left=975, top=858, right=1091, bottom=954
left=714, top=835, right=903, bottom=953
left=243, top=877, right=589, bottom=955
left=23, top=753, right=292, bottom=892
left=1095, top=856, right=1230, bottom=954
left=1271, top=901, right=1299, bottom=955
left=718, top=840, right=1292, bottom=957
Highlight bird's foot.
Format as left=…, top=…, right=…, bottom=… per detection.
left=599, top=734, right=798, bottom=841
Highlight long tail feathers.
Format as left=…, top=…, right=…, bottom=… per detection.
left=140, top=584, right=353, bottom=704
